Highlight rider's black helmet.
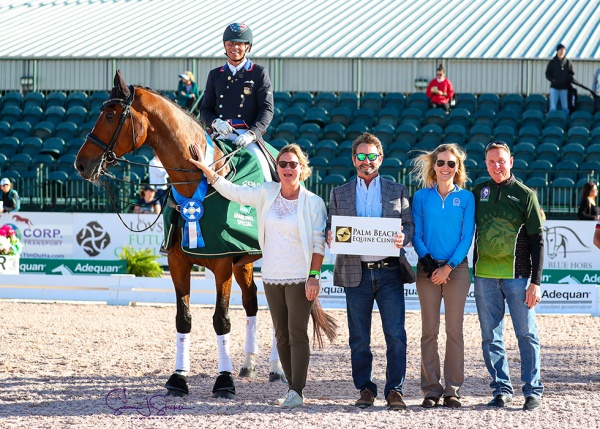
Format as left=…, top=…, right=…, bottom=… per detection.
left=223, top=23, right=253, bottom=45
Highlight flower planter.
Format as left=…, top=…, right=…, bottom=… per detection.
left=0, top=255, right=20, bottom=275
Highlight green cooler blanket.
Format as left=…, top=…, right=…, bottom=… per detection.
left=162, top=139, right=277, bottom=258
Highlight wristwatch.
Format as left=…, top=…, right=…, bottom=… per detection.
left=308, top=273, right=321, bottom=280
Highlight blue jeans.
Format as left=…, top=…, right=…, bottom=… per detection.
left=474, top=276, right=543, bottom=398
left=345, top=262, right=407, bottom=399
left=549, top=87, right=569, bottom=113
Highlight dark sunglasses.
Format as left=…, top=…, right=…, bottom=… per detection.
left=485, top=141, right=510, bottom=153
left=436, top=160, right=456, bottom=168
left=436, top=73, right=443, bottom=77
left=278, top=160, right=298, bottom=169
left=355, top=153, right=380, bottom=161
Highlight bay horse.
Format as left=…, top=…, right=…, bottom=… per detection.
left=75, top=71, right=336, bottom=398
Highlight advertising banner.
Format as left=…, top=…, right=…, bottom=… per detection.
left=330, top=215, right=401, bottom=256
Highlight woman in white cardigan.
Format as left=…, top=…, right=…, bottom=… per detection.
left=189, top=142, right=326, bottom=409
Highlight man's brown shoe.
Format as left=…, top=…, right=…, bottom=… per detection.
left=443, top=396, right=461, bottom=408
left=355, top=389, right=375, bottom=408
left=421, top=396, right=439, bottom=408
left=386, top=390, right=406, bottom=411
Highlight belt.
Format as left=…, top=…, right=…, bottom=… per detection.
left=361, top=257, right=397, bottom=270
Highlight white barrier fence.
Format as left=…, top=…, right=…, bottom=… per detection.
left=0, top=273, right=598, bottom=316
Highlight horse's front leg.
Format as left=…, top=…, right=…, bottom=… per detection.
left=233, top=263, right=286, bottom=383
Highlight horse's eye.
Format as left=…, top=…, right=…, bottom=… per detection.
left=105, top=111, right=115, bottom=120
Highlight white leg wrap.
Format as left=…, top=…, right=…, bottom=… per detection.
left=245, top=316, right=259, bottom=354
left=270, top=327, right=280, bottom=362
left=175, top=332, right=190, bottom=374
left=217, top=333, right=233, bottom=373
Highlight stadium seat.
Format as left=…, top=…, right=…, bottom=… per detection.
left=322, top=122, right=346, bottom=143
left=55, top=121, right=79, bottom=141
left=379, top=157, right=403, bottom=180
left=454, top=93, right=477, bottom=114
left=406, top=92, right=429, bottom=114
left=579, top=160, right=600, bottom=181
left=373, top=123, right=395, bottom=145
left=19, top=137, right=43, bottom=157
left=329, top=107, right=353, bottom=127
left=32, top=121, right=55, bottom=140
left=500, top=93, right=524, bottom=112
left=540, top=126, right=564, bottom=146
left=268, top=138, right=289, bottom=151
left=591, top=128, right=600, bottom=146
left=314, top=140, right=338, bottom=159
left=472, top=175, right=491, bottom=185
left=418, top=124, right=443, bottom=146
left=78, top=121, right=96, bottom=138
left=399, top=107, right=423, bottom=128
left=336, top=92, right=359, bottom=110
left=545, top=110, right=568, bottom=131
left=336, top=140, right=354, bottom=158
left=20, top=105, right=43, bottom=125
left=345, top=123, right=369, bottom=141
left=423, top=108, right=447, bottom=128
left=472, top=109, right=495, bottom=129
left=575, top=94, right=594, bottom=113
left=382, top=93, right=406, bottom=112
left=65, top=106, right=88, bottom=126
left=510, top=158, right=528, bottom=181
left=43, top=106, right=66, bottom=125
left=585, top=144, right=600, bottom=163
left=512, top=142, right=536, bottom=164
left=527, top=159, right=553, bottom=180
left=1, top=105, right=21, bottom=124
left=314, top=92, right=337, bottom=112
left=10, top=121, right=32, bottom=141
left=478, top=93, right=500, bottom=112
left=463, top=158, right=479, bottom=175
left=328, top=157, right=354, bottom=177
left=282, top=106, right=305, bottom=127
left=561, top=143, right=586, bottom=164
left=0, top=121, right=10, bottom=138
left=0, top=153, right=8, bottom=170
left=468, top=125, right=492, bottom=145
left=352, top=107, right=376, bottom=127
left=394, top=123, right=419, bottom=145
left=443, top=124, right=466, bottom=145
left=273, top=91, right=292, bottom=111
left=377, top=107, right=400, bottom=127
left=295, top=138, right=314, bottom=155
left=0, top=136, right=20, bottom=157
left=570, top=111, right=592, bottom=130
left=525, top=176, right=549, bottom=190
left=9, top=153, right=32, bottom=172
left=567, top=127, right=590, bottom=147
left=297, top=122, right=321, bottom=144
left=593, top=112, right=600, bottom=130
left=23, top=91, right=45, bottom=109
left=273, top=122, right=298, bottom=142
left=521, top=110, right=544, bottom=130
left=65, top=137, right=85, bottom=155
left=45, top=91, right=67, bottom=109
left=360, top=92, right=383, bottom=112
left=524, top=94, right=547, bottom=112
left=39, top=137, right=65, bottom=158
left=89, top=91, right=109, bottom=111
left=550, top=177, right=576, bottom=207
left=31, top=153, right=56, bottom=172
left=388, top=140, right=411, bottom=159
left=308, top=155, right=328, bottom=177
left=291, top=92, right=313, bottom=111
left=447, top=108, right=471, bottom=129
left=304, top=107, right=329, bottom=127
left=464, top=142, right=486, bottom=163
left=554, top=160, right=579, bottom=182
left=536, top=142, right=561, bottom=164
left=321, top=173, right=347, bottom=185
left=2, top=92, right=23, bottom=109
left=495, top=109, right=520, bottom=130
left=492, top=125, right=516, bottom=147
left=518, top=125, right=541, bottom=145
left=65, top=91, right=89, bottom=110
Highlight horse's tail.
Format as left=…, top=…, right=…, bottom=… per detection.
left=310, top=298, right=338, bottom=349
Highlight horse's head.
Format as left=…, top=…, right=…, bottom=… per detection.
left=75, top=70, right=150, bottom=181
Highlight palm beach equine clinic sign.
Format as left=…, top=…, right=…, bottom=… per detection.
left=330, top=215, right=401, bottom=256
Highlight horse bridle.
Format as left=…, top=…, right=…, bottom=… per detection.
left=86, top=85, right=137, bottom=171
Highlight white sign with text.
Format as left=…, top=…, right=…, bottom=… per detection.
left=330, top=215, right=401, bottom=257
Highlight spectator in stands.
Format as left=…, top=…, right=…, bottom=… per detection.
left=594, top=220, right=600, bottom=249
left=188, top=142, right=328, bottom=410
left=0, top=178, right=20, bottom=213
left=425, top=64, right=455, bottom=112
left=577, top=181, right=599, bottom=221
left=176, top=71, right=200, bottom=111
left=133, top=185, right=161, bottom=214
left=545, top=43, right=574, bottom=114
left=149, top=153, right=169, bottom=201
left=200, top=23, right=275, bottom=181
left=326, top=133, right=415, bottom=411
left=472, top=141, right=544, bottom=412
left=411, top=143, right=475, bottom=409
left=592, top=66, right=600, bottom=113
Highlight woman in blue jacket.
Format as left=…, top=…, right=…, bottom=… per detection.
left=411, top=143, right=475, bottom=409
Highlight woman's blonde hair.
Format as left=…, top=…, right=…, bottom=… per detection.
left=276, top=143, right=312, bottom=182
left=412, top=143, right=468, bottom=189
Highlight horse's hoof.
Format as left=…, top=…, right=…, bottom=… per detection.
left=239, top=366, right=256, bottom=379
left=212, top=372, right=235, bottom=399
left=269, top=372, right=287, bottom=383
left=165, top=373, right=189, bottom=396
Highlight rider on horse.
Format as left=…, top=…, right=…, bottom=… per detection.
left=200, top=22, right=275, bottom=181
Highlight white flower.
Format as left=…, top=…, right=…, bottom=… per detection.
left=0, top=236, right=11, bottom=254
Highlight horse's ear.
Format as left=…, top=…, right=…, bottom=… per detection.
left=110, top=70, right=130, bottom=99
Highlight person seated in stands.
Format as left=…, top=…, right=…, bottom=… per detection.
left=133, top=185, right=161, bottom=214
left=176, top=71, right=200, bottom=112
left=426, top=64, right=455, bottom=112
left=0, top=178, right=20, bottom=213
